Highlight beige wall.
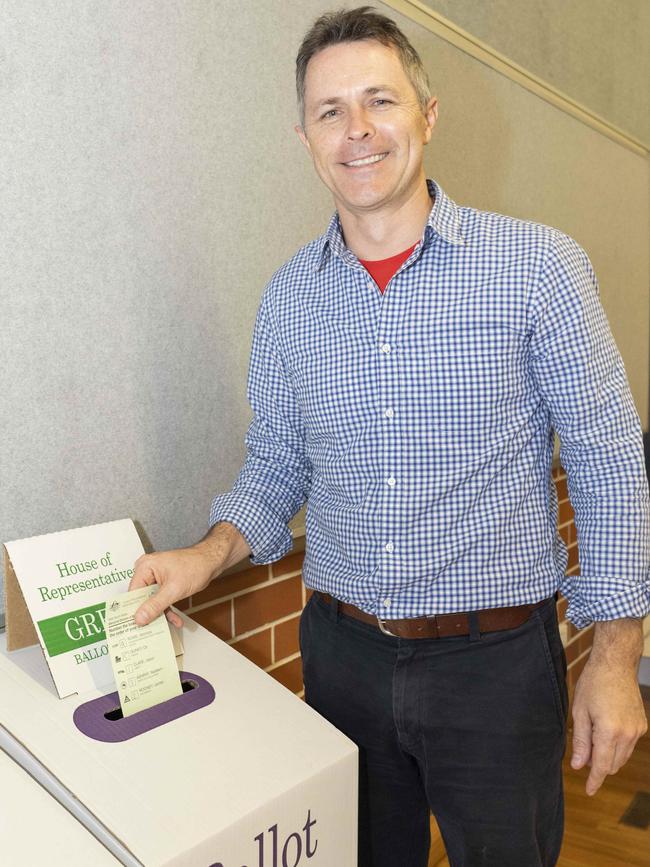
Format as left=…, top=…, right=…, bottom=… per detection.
left=421, top=0, right=650, bottom=146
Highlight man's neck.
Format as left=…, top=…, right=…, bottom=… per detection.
left=337, top=179, right=434, bottom=261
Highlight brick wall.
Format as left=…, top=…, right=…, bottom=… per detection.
left=552, top=464, right=594, bottom=706
left=182, top=547, right=310, bottom=697
left=186, top=463, right=588, bottom=701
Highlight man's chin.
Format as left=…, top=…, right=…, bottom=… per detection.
left=333, top=184, right=392, bottom=213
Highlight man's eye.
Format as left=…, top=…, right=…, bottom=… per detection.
left=373, top=99, right=392, bottom=106
left=321, top=109, right=338, bottom=120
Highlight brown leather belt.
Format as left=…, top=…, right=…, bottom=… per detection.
left=316, top=591, right=548, bottom=639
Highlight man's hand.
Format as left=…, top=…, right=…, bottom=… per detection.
left=570, top=618, right=648, bottom=796
left=129, top=546, right=217, bottom=628
left=128, top=522, right=252, bottom=628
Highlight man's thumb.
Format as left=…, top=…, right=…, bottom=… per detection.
left=134, top=587, right=174, bottom=626
left=571, top=719, right=592, bottom=769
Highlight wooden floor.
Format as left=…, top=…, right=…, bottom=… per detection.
left=429, top=691, right=650, bottom=867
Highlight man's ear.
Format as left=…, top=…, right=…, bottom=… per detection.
left=294, top=123, right=312, bottom=154
left=422, top=97, right=438, bottom=145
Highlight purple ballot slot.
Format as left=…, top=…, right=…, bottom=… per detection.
left=72, top=671, right=215, bottom=742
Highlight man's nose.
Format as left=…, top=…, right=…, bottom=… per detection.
left=346, top=107, right=375, bottom=140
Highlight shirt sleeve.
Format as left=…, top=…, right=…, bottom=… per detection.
left=209, top=286, right=311, bottom=565
left=528, top=230, right=650, bottom=628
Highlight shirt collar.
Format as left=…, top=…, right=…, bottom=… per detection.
left=312, top=177, right=465, bottom=273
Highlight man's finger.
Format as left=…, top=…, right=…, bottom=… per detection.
left=585, top=736, right=616, bottom=796
left=134, top=585, right=177, bottom=626
left=128, top=573, right=148, bottom=592
left=609, top=742, right=623, bottom=775
left=166, top=609, right=183, bottom=629
left=610, top=736, right=640, bottom=775
left=570, top=714, right=593, bottom=769
left=129, top=558, right=156, bottom=592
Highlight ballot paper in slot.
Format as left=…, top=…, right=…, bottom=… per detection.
left=105, top=585, right=183, bottom=717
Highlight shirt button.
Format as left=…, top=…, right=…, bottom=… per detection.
left=383, top=598, right=391, bottom=608
left=387, top=477, right=396, bottom=487
left=384, top=408, right=394, bottom=418
left=381, top=343, right=391, bottom=354
left=384, top=542, right=394, bottom=553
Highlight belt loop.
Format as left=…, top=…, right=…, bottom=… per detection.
left=468, top=610, right=481, bottom=642
left=329, top=595, right=340, bottom=623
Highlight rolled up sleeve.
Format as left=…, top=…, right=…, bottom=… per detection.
left=529, top=231, right=650, bottom=628
left=209, top=287, right=311, bottom=565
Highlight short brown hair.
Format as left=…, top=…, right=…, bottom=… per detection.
left=296, top=5, right=432, bottom=128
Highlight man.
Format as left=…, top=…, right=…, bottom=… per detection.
left=130, top=7, right=649, bottom=866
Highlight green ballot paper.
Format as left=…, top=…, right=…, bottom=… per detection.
left=105, top=585, right=182, bottom=717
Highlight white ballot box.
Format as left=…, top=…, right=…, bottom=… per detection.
left=0, top=747, right=120, bottom=866
left=0, top=610, right=358, bottom=866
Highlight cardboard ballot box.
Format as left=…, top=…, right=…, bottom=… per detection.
left=0, top=611, right=358, bottom=866
left=0, top=747, right=119, bottom=865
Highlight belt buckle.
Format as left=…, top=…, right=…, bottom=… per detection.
left=376, top=616, right=397, bottom=637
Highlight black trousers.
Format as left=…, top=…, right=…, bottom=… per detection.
left=299, top=591, right=568, bottom=867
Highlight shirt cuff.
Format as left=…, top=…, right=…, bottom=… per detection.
left=559, top=574, right=650, bottom=628
left=208, top=492, right=294, bottom=565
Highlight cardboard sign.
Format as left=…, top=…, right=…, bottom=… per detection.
left=4, top=518, right=182, bottom=699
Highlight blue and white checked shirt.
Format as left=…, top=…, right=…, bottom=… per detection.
left=210, top=178, right=650, bottom=628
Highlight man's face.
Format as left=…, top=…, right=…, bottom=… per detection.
left=295, top=39, right=437, bottom=216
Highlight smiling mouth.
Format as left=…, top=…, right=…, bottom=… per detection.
left=342, top=152, right=389, bottom=167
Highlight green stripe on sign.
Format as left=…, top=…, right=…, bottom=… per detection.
left=37, top=602, right=107, bottom=658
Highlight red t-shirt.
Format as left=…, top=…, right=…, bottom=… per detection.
left=359, top=242, right=418, bottom=292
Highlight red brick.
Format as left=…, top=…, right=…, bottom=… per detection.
left=231, top=628, right=273, bottom=669
left=274, top=614, right=301, bottom=661
left=556, top=595, right=568, bottom=622
left=554, top=476, right=568, bottom=502
left=268, top=657, right=303, bottom=694
left=188, top=600, right=232, bottom=640
left=234, top=576, right=303, bottom=635
left=567, top=544, right=579, bottom=570
left=558, top=524, right=570, bottom=545
left=271, top=550, right=305, bottom=579
left=192, top=564, right=269, bottom=607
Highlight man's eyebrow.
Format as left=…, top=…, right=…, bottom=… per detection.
left=314, top=86, right=400, bottom=109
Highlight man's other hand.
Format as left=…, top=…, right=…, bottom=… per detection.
left=570, top=618, right=648, bottom=796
